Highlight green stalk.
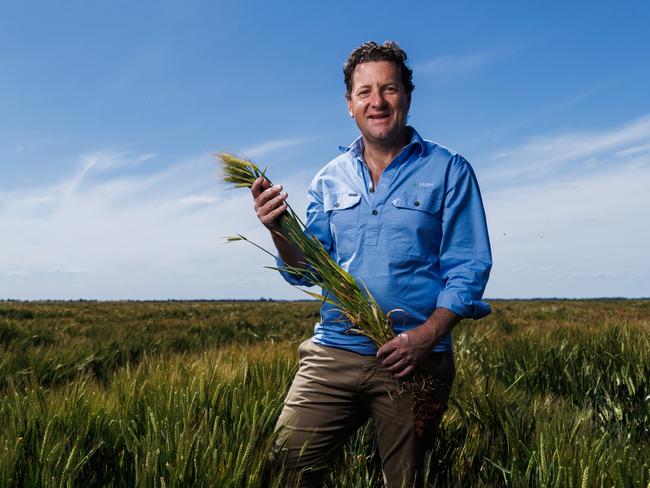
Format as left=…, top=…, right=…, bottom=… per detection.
left=219, top=153, right=394, bottom=346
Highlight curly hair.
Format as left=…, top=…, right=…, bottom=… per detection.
left=343, top=41, right=414, bottom=100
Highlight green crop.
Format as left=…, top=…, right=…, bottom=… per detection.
left=0, top=300, right=648, bottom=486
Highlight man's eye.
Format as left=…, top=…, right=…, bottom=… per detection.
left=384, top=86, right=397, bottom=93
left=358, top=90, right=369, bottom=96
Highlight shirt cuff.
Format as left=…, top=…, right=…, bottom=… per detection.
left=275, top=255, right=317, bottom=287
left=436, top=291, right=492, bottom=319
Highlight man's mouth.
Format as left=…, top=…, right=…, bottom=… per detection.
left=368, top=113, right=390, bottom=120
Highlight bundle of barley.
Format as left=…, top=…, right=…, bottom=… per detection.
left=220, top=153, right=394, bottom=346
left=219, top=153, right=438, bottom=434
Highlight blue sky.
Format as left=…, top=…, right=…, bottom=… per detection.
left=1, top=1, right=649, bottom=299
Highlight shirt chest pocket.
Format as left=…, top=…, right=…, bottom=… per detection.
left=324, top=192, right=362, bottom=259
left=387, top=191, right=443, bottom=259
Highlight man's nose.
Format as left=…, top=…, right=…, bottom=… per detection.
left=369, top=89, right=386, bottom=107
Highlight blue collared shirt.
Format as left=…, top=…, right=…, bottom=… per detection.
left=278, top=127, right=492, bottom=355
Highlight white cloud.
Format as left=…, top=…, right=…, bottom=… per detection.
left=482, top=115, right=650, bottom=298
left=63, top=151, right=156, bottom=195
left=483, top=84, right=610, bottom=141
left=615, top=142, right=650, bottom=157
left=3, top=115, right=648, bottom=300
left=482, top=114, right=650, bottom=188
left=416, top=46, right=520, bottom=77
left=4, top=270, right=30, bottom=277
left=49, top=267, right=92, bottom=274
left=176, top=195, right=220, bottom=206
left=0, top=148, right=312, bottom=300
left=238, top=137, right=316, bottom=160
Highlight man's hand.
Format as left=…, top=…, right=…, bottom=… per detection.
left=251, top=176, right=288, bottom=231
left=250, top=176, right=307, bottom=271
left=376, top=308, right=461, bottom=379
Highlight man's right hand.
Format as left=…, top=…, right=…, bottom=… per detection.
left=251, top=176, right=288, bottom=231
left=251, top=176, right=308, bottom=273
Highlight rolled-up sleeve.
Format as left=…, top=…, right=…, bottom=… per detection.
left=276, top=174, right=333, bottom=287
left=436, top=155, right=492, bottom=319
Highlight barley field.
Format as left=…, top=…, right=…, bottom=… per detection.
left=0, top=299, right=648, bottom=487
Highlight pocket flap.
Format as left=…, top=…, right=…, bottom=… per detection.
left=324, top=192, right=361, bottom=212
left=391, top=191, right=440, bottom=214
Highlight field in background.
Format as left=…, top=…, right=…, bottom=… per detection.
left=0, top=300, right=648, bottom=487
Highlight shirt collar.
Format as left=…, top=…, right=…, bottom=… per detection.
left=338, top=126, right=425, bottom=158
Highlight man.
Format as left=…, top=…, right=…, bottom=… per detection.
left=252, top=41, right=492, bottom=487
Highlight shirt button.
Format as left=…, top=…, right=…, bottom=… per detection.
left=334, top=202, right=340, bottom=208
left=369, top=187, right=375, bottom=193
left=414, top=201, right=420, bottom=207
left=372, top=209, right=378, bottom=215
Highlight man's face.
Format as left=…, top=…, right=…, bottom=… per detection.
left=346, top=60, right=411, bottom=148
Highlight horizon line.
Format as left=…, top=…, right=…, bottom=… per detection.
left=1, top=297, right=649, bottom=303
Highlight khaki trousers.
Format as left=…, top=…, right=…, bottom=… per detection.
left=271, top=339, right=455, bottom=487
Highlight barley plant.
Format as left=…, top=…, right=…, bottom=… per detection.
left=219, top=153, right=394, bottom=346
left=0, top=300, right=649, bottom=486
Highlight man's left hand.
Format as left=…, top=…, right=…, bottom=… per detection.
left=376, top=309, right=461, bottom=378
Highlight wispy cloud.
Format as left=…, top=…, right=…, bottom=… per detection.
left=4, top=270, right=30, bottom=277
left=238, top=137, right=316, bottom=159
left=615, top=142, right=650, bottom=157
left=176, top=195, right=220, bottom=206
left=483, top=114, right=650, bottom=188
left=415, top=46, right=521, bottom=77
left=4, top=114, right=648, bottom=300
left=482, top=114, right=650, bottom=298
left=0, top=148, right=312, bottom=300
left=63, top=151, right=156, bottom=195
left=49, top=267, right=92, bottom=274
left=485, top=163, right=650, bottom=298
left=484, top=83, right=612, bottom=140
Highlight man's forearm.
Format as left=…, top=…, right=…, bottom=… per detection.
left=419, top=308, right=463, bottom=348
left=377, top=307, right=462, bottom=378
left=269, top=227, right=308, bottom=270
